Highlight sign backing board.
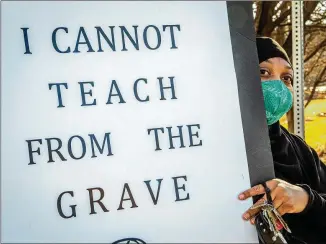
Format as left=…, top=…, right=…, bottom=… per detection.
left=1, top=1, right=274, bottom=243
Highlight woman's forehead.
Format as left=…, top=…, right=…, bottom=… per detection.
left=260, top=57, right=292, bottom=71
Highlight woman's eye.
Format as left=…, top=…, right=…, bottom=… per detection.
left=283, top=75, right=293, bottom=84
left=260, top=69, right=270, bottom=76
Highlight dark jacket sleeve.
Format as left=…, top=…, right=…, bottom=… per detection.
left=275, top=127, right=326, bottom=241
left=297, top=184, right=326, bottom=231
left=296, top=144, right=326, bottom=237
left=309, top=145, right=326, bottom=190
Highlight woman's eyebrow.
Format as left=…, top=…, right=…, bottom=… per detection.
left=264, top=60, right=273, bottom=64
left=264, top=59, right=292, bottom=70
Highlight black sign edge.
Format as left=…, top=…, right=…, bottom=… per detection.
left=226, top=1, right=275, bottom=187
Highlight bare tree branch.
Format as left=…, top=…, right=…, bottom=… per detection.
left=304, top=1, right=320, bottom=20
left=282, top=33, right=292, bottom=58
left=257, top=2, right=278, bottom=36
left=305, top=66, right=326, bottom=107
left=305, top=51, right=324, bottom=78
left=304, top=39, right=326, bottom=62
left=272, top=9, right=291, bottom=29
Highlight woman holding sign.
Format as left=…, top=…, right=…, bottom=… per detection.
left=239, top=37, right=326, bottom=243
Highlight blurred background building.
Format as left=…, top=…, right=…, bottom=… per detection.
left=253, top=1, right=326, bottom=162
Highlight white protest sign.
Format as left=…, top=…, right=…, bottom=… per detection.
left=1, top=1, right=258, bottom=243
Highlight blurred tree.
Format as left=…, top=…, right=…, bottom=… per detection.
left=253, top=1, right=326, bottom=132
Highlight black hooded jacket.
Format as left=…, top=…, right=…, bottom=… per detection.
left=269, top=121, right=326, bottom=243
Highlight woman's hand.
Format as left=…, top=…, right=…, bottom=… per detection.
left=238, top=179, right=309, bottom=224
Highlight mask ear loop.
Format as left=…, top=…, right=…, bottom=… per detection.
left=262, top=182, right=273, bottom=204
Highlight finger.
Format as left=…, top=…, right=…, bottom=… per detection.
left=239, top=180, right=277, bottom=200
left=271, top=186, right=284, bottom=209
left=239, top=184, right=265, bottom=200
left=242, top=196, right=266, bottom=220
left=277, top=204, right=291, bottom=216
left=273, top=198, right=283, bottom=210
left=250, top=217, right=255, bottom=225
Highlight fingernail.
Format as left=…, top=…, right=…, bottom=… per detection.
left=238, top=194, right=245, bottom=200
left=242, top=213, right=250, bottom=220
left=250, top=218, right=255, bottom=225
left=275, top=220, right=283, bottom=230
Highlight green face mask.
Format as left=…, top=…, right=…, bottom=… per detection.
left=261, top=80, right=293, bottom=125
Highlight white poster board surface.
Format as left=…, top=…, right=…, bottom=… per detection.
left=1, top=1, right=257, bottom=243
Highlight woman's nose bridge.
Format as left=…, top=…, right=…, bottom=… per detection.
left=270, top=74, right=281, bottom=80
